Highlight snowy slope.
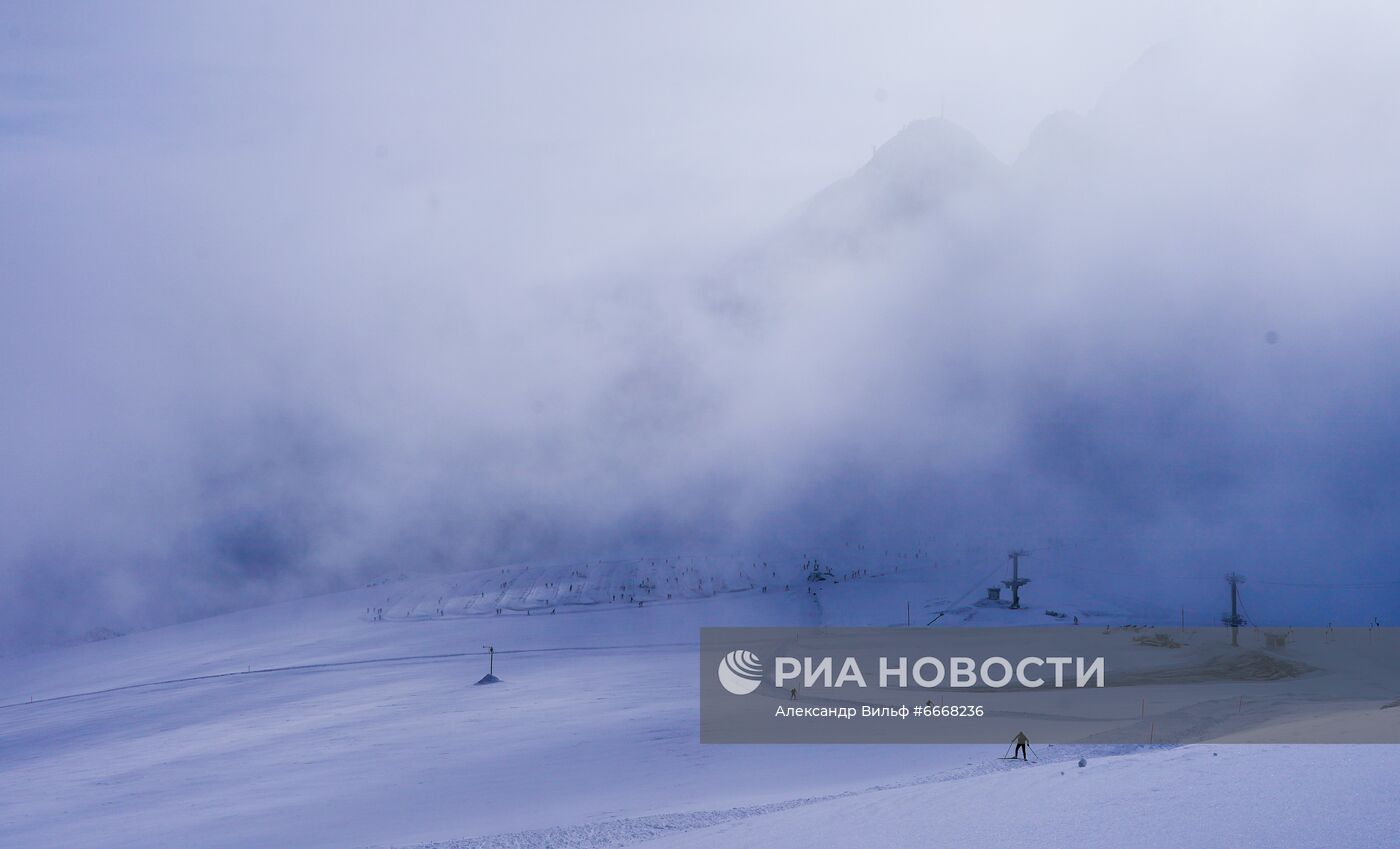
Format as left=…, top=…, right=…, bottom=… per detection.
left=396, top=745, right=1392, bottom=849
left=628, top=745, right=1392, bottom=849
left=0, top=554, right=1392, bottom=849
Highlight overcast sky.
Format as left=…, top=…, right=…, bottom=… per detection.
left=4, top=2, right=1400, bottom=647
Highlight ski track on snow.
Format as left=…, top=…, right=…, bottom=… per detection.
left=379, top=744, right=1160, bottom=849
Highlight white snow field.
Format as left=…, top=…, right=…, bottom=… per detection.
left=0, top=553, right=1395, bottom=849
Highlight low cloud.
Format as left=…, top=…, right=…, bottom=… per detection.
left=3, top=4, right=1399, bottom=648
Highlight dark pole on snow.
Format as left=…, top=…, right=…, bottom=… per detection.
left=1003, top=550, right=1030, bottom=609
left=1222, top=573, right=1246, bottom=647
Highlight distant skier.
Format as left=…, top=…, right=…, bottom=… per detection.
left=789, top=687, right=798, bottom=700
left=1013, top=731, right=1030, bottom=761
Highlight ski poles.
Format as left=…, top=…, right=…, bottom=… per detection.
left=1001, top=737, right=1038, bottom=762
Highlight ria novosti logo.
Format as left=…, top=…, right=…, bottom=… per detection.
left=716, top=646, right=1107, bottom=696
left=717, top=649, right=763, bottom=695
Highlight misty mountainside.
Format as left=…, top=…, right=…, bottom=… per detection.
left=682, top=38, right=1400, bottom=629
left=4, top=37, right=1400, bottom=652
left=796, top=118, right=1005, bottom=241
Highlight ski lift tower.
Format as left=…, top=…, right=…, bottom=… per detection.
left=1002, top=550, right=1031, bottom=610
left=1222, top=573, right=1247, bottom=646
left=475, top=644, right=501, bottom=685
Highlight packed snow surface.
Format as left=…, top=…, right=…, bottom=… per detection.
left=0, top=552, right=1394, bottom=848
